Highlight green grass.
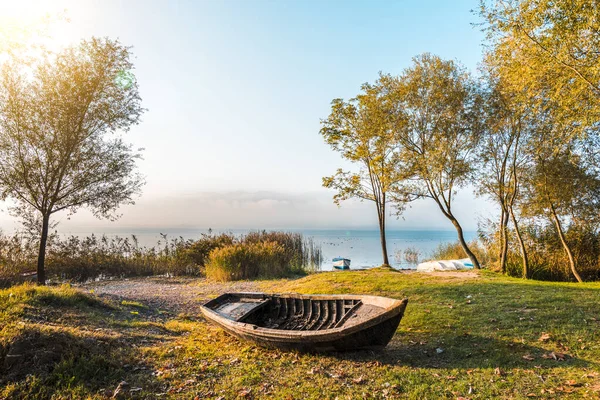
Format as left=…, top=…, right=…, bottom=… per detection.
left=1, top=271, right=600, bottom=399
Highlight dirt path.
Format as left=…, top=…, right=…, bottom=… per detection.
left=81, top=277, right=261, bottom=316
left=80, top=270, right=478, bottom=317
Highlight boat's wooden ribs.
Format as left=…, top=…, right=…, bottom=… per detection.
left=202, top=293, right=408, bottom=352
left=333, top=300, right=362, bottom=328
left=251, top=297, right=363, bottom=331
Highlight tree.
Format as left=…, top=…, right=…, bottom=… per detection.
left=391, top=54, right=483, bottom=269
left=0, top=38, right=145, bottom=284
left=477, top=71, right=531, bottom=276
left=480, top=0, right=600, bottom=280
left=321, top=75, right=412, bottom=267
left=480, top=0, right=600, bottom=125
left=521, top=150, right=600, bottom=282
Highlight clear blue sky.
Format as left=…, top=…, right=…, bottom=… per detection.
left=0, top=0, right=492, bottom=232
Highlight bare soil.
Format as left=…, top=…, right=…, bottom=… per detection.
left=80, top=270, right=478, bottom=317
left=81, top=277, right=260, bottom=315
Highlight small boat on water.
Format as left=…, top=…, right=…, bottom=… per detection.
left=333, top=257, right=351, bottom=270
left=200, top=292, right=408, bottom=352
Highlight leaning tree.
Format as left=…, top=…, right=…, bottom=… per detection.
left=0, top=37, right=145, bottom=284
left=391, top=54, right=484, bottom=269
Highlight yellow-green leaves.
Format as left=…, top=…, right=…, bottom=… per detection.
left=321, top=74, right=413, bottom=266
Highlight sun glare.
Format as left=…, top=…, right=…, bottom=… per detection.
left=0, top=1, right=70, bottom=51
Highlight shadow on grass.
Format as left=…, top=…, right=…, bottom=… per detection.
left=328, top=334, right=595, bottom=370
left=0, top=290, right=183, bottom=398
left=320, top=279, right=600, bottom=370
left=0, top=325, right=168, bottom=400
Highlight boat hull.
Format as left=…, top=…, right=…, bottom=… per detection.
left=333, top=265, right=350, bottom=270
left=333, top=258, right=351, bottom=269
left=200, top=293, right=408, bottom=352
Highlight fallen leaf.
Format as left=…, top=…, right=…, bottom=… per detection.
left=541, top=352, right=566, bottom=361
left=112, top=381, right=129, bottom=399
left=523, top=354, right=535, bottom=361
left=538, top=333, right=551, bottom=342
left=352, top=376, right=366, bottom=384
left=494, top=367, right=505, bottom=376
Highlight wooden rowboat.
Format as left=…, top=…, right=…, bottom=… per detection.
left=200, top=292, right=408, bottom=352
left=333, top=257, right=351, bottom=270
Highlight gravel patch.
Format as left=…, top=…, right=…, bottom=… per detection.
left=81, top=277, right=260, bottom=316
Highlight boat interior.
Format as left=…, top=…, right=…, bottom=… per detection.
left=204, top=293, right=374, bottom=331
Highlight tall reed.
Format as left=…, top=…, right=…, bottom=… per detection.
left=206, top=231, right=323, bottom=281
left=0, top=230, right=322, bottom=287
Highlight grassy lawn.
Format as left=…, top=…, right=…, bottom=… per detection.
left=1, top=269, right=600, bottom=399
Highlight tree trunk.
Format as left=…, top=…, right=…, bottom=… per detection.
left=499, top=208, right=509, bottom=273
left=37, top=214, right=50, bottom=285
left=450, top=216, right=481, bottom=269
left=379, top=199, right=390, bottom=267
left=509, top=207, right=529, bottom=279
left=549, top=205, right=582, bottom=282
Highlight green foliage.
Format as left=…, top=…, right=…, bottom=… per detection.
left=431, top=241, right=468, bottom=261
left=475, top=1, right=600, bottom=281
left=180, top=233, right=235, bottom=267
left=243, top=230, right=322, bottom=272
left=321, top=74, right=414, bottom=266
left=431, top=240, right=490, bottom=265
left=480, top=0, right=600, bottom=126
left=0, top=231, right=322, bottom=287
left=206, top=231, right=321, bottom=281
left=390, top=53, right=484, bottom=268
left=0, top=37, right=145, bottom=284
left=206, top=241, right=287, bottom=281
left=2, top=272, right=600, bottom=398
left=480, top=220, right=600, bottom=282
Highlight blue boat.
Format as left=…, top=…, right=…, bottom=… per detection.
left=333, top=257, right=351, bottom=270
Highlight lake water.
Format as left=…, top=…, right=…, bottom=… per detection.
left=61, top=228, right=476, bottom=271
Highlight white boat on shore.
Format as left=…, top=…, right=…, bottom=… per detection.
left=333, top=257, right=351, bottom=270
left=416, top=258, right=474, bottom=272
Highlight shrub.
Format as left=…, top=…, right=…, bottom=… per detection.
left=243, top=231, right=322, bottom=272
left=180, top=233, right=235, bottom=269
left=431, top=242, right=466, bottom=260
left=0, top=230, right=323, bottom=287
left=479, top=220, right=600, bottom=282
left=206, top=241, right=288, bottom=281
left=430, top=240, right=489, bottom=266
